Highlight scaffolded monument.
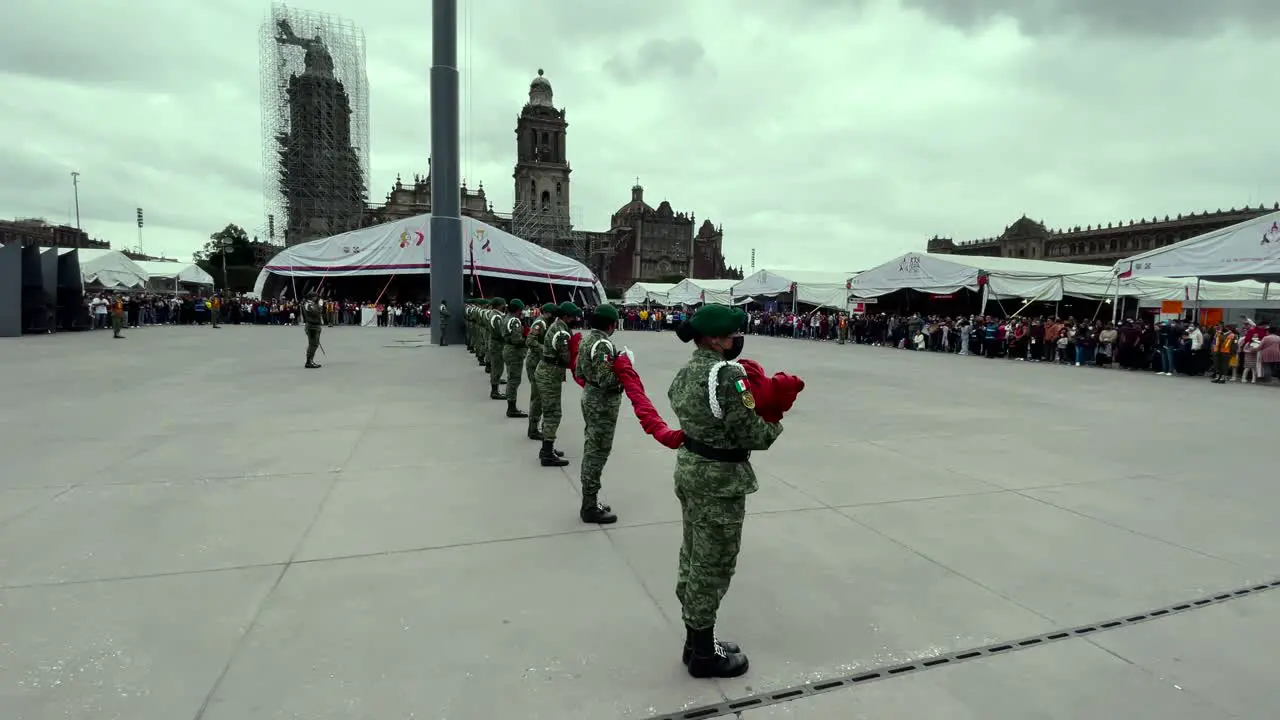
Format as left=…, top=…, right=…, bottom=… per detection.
left=259, top=4, right=369, bottom=246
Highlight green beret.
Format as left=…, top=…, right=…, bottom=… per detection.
left=593, top=303, right=619, bottom=322
left=489, top=297, right=506, bottom=308
left=559, top=301, right=582, bottom=317
left=689, top=303, right=745, bottom=337
left=541, top=302, right=558, bottom=314
left=508, top=298, right=524, bottom=311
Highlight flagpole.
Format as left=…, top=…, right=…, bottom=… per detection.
left=429, top=0, right=463, bottom=346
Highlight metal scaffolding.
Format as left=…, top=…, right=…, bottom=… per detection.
left=510, top=201, right=586, bottom=262
left=259, top=3, right=369, bottom=246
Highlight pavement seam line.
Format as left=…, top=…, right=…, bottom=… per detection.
left=190, top=418, right=365, bottom=720
left=639, top=576, right=1280, bottom=720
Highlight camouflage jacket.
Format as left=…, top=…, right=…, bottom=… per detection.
left=487, top=311, right=505, bottom=348
left=302, top=300, right=323, bottom=327
left=526, top=317, right=549, bottom=356
left=502, top=313, right=525, bottom=347
left=576, top=328, right=622, bottom=392
left=668, top=347, right=783, bottom=497
left=542, top=319, right=572, bottom=368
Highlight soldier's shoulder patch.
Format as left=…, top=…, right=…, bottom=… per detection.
left=740, top=390, right=756, bottom=409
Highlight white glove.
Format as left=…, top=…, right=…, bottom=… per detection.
left=620, top=347, right=635, bottom=362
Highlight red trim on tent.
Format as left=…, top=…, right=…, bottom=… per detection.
left=264, top=262, right=593, bottom=283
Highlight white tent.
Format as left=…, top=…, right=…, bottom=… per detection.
left=666, top=278, right=740, bottom=305
left=850, top=252, right=1269, bottom=305
left=135, top=260, right=215, bottom=287
left=1114, top=210, right=1280, bottom=284
left=732, top=268, right=853, bottom=309
left=252, top=214, right=605, bottom=299
left=622, top=282, right=677, bottom=305
left=76, top=249, right=149, bottom=289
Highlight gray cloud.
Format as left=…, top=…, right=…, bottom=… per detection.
left=603, top=38, right=710, bottom=85
left=899, top=0, right=1278, bottom=37
left=0, top=0, right=1276, bottom=270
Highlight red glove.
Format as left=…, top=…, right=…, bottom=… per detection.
left=613, top=354, right=684, bottom=449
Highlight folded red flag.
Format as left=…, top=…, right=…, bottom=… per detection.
left=613, top=354, right=685, bottom=448
left=739, top=358, right=805, bottom=423
left=568, top=331, right=586, bottom=388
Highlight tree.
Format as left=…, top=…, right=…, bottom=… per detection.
left=194, top=224, right=258, bottom=291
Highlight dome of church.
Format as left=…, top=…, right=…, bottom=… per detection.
left=528, top=69, right=554, bottom=107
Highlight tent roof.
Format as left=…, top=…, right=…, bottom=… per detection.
left=253, top=214, right=604, bottom=298
left=912, top=253, right=1107, bottom=277
left=666, top=278, right=739, bottom=305
left=1113, top=210, right=1280, bottom=283
left=851, top=251, right=1271, bottom=303
left=77, top=249, right=149, bottom=288
left=135, top=260, right=215, bottom=285
left=621, top=282, right=677, bottom=305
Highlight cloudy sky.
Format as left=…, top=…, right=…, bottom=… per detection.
left=1, top=0, right=1275, bottom=272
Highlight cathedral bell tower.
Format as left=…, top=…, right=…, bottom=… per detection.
left=511, top=69, right=574, bottom=254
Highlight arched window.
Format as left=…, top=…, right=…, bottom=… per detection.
left=555, top=182, right=562, bottom=196
left=540, top=190, right=551, bottom=210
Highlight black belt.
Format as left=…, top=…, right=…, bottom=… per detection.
left=683, top=436, right=750, bottom=463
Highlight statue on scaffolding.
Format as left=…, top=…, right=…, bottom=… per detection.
left=276, top=19, right=335, bottom=77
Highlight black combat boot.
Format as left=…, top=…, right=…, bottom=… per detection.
left=682, top=626, right=741, bottom=665
left=490, top=385, right=504, bottom=400
left=527, top=424, right=542, bottom=441
left=580, top=494, right=617, bottom=524
left=478, top=357, right=486, bottom=366
left=539, top=440, right=568, bottom=467
left=305, top=361, right=321, bottom=369
left=686, top=625, right=749, bottom=679
left=506, top=399, right=528, bottom=418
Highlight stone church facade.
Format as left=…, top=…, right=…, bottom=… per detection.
left=927, top=204, right=1280, bottom=266
left=365, top=69, right=740, bottom=291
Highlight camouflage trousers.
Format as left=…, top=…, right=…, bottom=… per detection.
left=579, top=387, right=621, bottom=496
left=305, top=326, right=321, bottom=363
left=534, top=362, right=566, bottom=441
left=487, top=342, right=504, bottom=383
left=503, top=345, right=526, bottom=400
left=525, top=355, right=543, bottom=429
left=674, top=487, right=746, bottom=630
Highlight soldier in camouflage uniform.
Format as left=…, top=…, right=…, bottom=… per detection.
left=669, top=303, right=783, bottom=679
left=502, top=299, right=530, bottom=418
left=525, top=303, right=558, bottom=440
left=486, top=297, right=506, bottom=399
left=437, top=299, right=451, bottom=346
left=303, top=290, right=324, bottom=369
left=575, top=304, right=624, bottom=524
left=463, top=299, right=475, bottom=354
left=533, top=301, right=581, bottom=467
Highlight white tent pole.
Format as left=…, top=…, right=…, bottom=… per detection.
left=1110, top=280, right=1120, bottom=323
left=1193, top=278, right=1202, bottom=322
left=1264, top=281, right=1270, bottom=301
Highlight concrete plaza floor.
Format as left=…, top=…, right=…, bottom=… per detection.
left=2, top=324, right=1277, bottom=719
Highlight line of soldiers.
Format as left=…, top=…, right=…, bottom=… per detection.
left=463, top=298, right=788, bottom=679
left=463, top=297, right=619, bottom=524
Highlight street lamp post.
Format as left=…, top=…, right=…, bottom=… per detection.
left=70, top=172, right=81, bottom=245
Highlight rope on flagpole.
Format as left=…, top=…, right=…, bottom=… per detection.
left=372, top=274, right=397, bottom=307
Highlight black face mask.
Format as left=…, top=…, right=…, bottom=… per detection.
left=723, top=336, right=744, bottom=361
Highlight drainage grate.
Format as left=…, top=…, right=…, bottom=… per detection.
left=642, top=577, right=1280, bottom=720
